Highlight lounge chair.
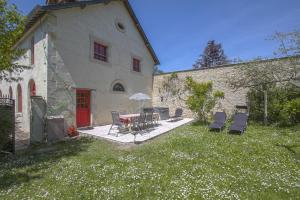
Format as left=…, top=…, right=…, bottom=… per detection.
left=170, top=108, right=183, bottom=121
left=229, top=113, right=248, bottom=134
left=108, top=111, right=127, bottom=136
left=209, top=112, right=227, bottom=131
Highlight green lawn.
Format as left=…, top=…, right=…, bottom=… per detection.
left=0, top=123, right=300, bottom=199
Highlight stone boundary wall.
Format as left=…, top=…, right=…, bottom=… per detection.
left=152, top=56, right=300, bottom=119
left=153, top=65, right=248, bottom=119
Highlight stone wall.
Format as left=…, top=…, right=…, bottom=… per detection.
left=153, top=56, right=300, bottom=119
left=153, top=65, right=248, bottom=119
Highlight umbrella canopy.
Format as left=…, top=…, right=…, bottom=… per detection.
left=129, top=93, right=151, bottom=101
left=129, top=93, right=151, bottom=113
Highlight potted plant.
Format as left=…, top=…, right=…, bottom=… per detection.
left=67, top=125, right=79, bottom=137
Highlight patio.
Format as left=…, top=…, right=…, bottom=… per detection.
left=79, top=118, right=193, bottom=144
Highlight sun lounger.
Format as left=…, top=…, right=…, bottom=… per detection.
left=209, top=112, right=227, bottom=131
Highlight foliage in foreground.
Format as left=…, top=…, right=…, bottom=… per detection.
left=0, top=0, right=26, bottom=81
left=0, top=109, right=12, bottom=151
left=0, top=124, right=299, bottom=199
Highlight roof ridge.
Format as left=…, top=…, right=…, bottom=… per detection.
left=17, top=0, right=160, bottom=65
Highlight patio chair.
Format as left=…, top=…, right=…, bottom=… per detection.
left=209, top=112, right=227, bottom=132
left=143, top=108, right=155, bottom=114
left=145, top=112, right=154, bottom=128
left=132, top=113, right=147, bottom=131
left=229, top=113, right=248, bottom=134
left=108, top=111, right=127, bottom=136
left=170, top=108, right=183, bottom=121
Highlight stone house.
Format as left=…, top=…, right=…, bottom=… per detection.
left=0, top=0, right=159, bottom=133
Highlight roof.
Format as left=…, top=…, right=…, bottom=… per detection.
left=20, top=0, right=160, bottom=65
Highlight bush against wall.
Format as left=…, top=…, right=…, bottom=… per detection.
left=159, top=73, right=189, bottom=108
left=248, top=85, right=300, bottom=126
left=159, top=73, right=224, bottom=122
left=185, top=77, right=224, bottom=122
left=0, top=109, right=13, bottom=151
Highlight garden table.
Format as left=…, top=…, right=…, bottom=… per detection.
left=120, top=113, right=160, bottom=131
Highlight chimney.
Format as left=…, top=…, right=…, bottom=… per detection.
left=46, top=0, right=77, bottom=5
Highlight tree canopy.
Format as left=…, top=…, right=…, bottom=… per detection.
left=271, top=31, right=300, bottom=57
left=185, top=77, right=224, bottom=122
left=193, top=40, right=228, bottom=69
left=227, top=30, right=300, bottom=125
left=0, top=0, right=25, bottom=81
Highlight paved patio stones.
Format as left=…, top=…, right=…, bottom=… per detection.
left=79, top=118, right=194, bottom=144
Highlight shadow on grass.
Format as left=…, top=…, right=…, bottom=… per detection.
left=0, top=137, right=93, bottom=190
left=190, top=121, right=209, bottom=127
left=276, top=144, right=300, bottom=161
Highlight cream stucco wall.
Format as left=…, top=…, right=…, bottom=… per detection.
left=46, top=1, right=155, bottom=127
left=0, top=23, right=48, bottom=132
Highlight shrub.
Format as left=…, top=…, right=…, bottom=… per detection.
left=279, top=98, right=300, bottom=126
left=0, top=109, right=13, bottom=151
left=159, top=74, right=225, bottom=123
left=185, top=77, right=224, bottom=123
left=248, top=85, right=300, bottom=126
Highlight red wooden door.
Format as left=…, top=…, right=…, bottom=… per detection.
left=76, top=89, right=91, bottom=128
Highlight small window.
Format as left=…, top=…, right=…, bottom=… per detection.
left=94, top=42, right=108, bottom=62
left=116, top=22, right=126, bottom=32
left=133, top=58, right=141, bottom=72
left=117, top=23, right=125, bottom=30
left=76, top=91, right=90, bottom=109
left=113, top=83, right=125, bottom=92
left=31, top=37, right=35, bottom=65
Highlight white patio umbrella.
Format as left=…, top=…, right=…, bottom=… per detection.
left=129, top=93, right=151, bottom=113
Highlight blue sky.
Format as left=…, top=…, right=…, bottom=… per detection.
left=9, top=0, right=300, bottom=72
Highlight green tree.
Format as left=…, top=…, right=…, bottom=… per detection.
left=227, top=31, right=300, bottom=125
left=185, top=77, right=224, bottom=122
left=248, top=85, right=300, bottom=126
left=193, top=40, right=228, bottom=69
left=0, top=0, right=26, bottom=81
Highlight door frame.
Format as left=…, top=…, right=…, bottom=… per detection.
left=76, top=89, right=92, bottom=128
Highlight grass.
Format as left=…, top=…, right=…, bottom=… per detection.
left=0, top=123, right=299, bottom=199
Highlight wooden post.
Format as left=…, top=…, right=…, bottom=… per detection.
left=12, top=99, right=15, bottom=154
left=264, top=90, right=268, bottom=125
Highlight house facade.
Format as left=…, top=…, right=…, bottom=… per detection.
left=0, top=0, right=159, bottom=132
